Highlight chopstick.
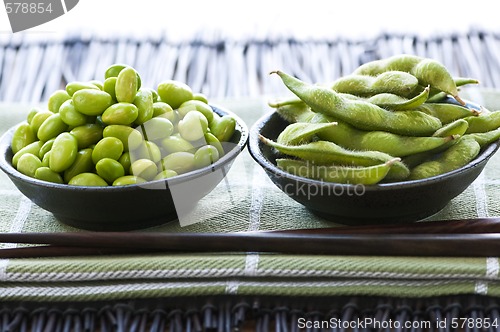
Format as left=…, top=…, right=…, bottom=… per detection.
left=1, top=217, right=500, bottom=258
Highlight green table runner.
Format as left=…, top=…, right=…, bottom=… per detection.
left=1, top=91, right=500, bottom=302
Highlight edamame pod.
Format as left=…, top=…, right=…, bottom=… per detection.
left=276, top=158, right=398, bottom=185
left=276, top=122, right=338, bottom=145
left=312, top=114, right=454, bottom=157
left=261, top=136, right=409, bottom=181
left=330, top=71, right=419, bottom=98
left=414, top=103, right=477, bottom=124
left=272, top=70, right=441, bottom=136
left=464, top=127, right=500, bottom=148
left=273, top=101, right=315, bottom=124
left=409, top=137, right=480, bottom=180
left=365, top=86, right=430, bottom=111
left=432, top=119, right=469, bottom=137
left=354, top=54, right=464, bottom=105
left=464, top=111, right=500, bottom=133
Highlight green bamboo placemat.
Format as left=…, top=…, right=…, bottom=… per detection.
left=1, top=91, right=500, bottom=302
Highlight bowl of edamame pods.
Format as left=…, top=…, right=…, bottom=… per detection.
left=249, top=55, right=500, bottom=225
left=0, top=64, right=248, bottom=231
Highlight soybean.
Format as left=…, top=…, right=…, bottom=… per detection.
left=49, top=132, right=78, bottom=173
left=272, top=70, right=441, bottom=136
left=261, top=136, right=409, bottom=180
left=409, top=137, right=480, bottom=180
left=276, top=158, right=398, bottom=185
left=11, top=122, right=36, bottom=154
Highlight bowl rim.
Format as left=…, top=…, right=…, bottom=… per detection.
left=248, top=110, right=500, bottom=191
left=0, top=104, right=249, bottom=191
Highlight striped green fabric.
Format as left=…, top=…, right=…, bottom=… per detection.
left=1, top=90, right=500, bottom=302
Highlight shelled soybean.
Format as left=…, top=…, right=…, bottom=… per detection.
left=11, top=64, right=237, bottom=186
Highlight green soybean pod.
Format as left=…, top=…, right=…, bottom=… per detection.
left=209, top=115, right=236, bottom=142
left=68, top=173, right=108, bottom=186
left=366, top=86, right=430, bottom=111
left=12, top=141, right=43, bottom=168
left=37, top=113, right=68, bottom=142
left=272, top=71, right=441, bottom=136
left=409, top=137, right=480, bottom=180
left=101, top=103, right=139, bottom=125
left=464, top=127, right=500, bottom=148
left=432, top=119, right=469, bottom=137
left=30, top=110, right=54, bottom=136
left=34, top=166, right=64, bottom=184
left=133, top=89, right=154, bottom=125
left=63, top=148, right=94, bottom=183
left=104, top=64, right=142, bottom=89
left=96, top=158, right=125, bottom=184
left=464, top=111, right=500, bottom=133
left=193, top=145, right=220, bottom=169
left=72, top=89, right=113, bottom=116
left=112, top=175, right=147, bottom=186
left=161, top=152, right=195, bottom=174
left=276, top=158, right=397, bottom=185
left=413, top=103, right=476, bottom=124
left=47, top=90, right=71, bottom=113
left=11, top=122, right=36, bottom=154
left=312, top=114, right=453, bottom=157
left=103, top=77, right=118, bottom=102
left=17, top=153, right=42, bottom=177
left=115, top=67, right=138, bottom=103
left=103, top=125, right=143, bottom=151
left=273, top=100, right=315, bottom=124
left=49, top=132, right=78, bottom=173
left=92, top=137, right=124, bottom=164
left=59, top=99, right=90, bottom=126
left=70, top=124, right=103, bottom=149
left=261, top=136, right=409, bottom=181
left=277, top=122, right=338, bottom=145
left=66, top=81, right=100, bottom=97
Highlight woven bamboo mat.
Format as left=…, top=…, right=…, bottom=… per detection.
left=1, top=295, right=500, bottom=331
left=1, top=29, right=500, bottom=102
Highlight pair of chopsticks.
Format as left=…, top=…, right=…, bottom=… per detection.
left=1, top=217, right=500, bottom=258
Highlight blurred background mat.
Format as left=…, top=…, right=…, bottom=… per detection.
left=1, top=0, right=500, bottom=102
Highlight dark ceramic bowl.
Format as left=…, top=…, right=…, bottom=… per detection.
left=249, top=111, right=500, bottom=225
left=0, top=106, right=248, bottom=231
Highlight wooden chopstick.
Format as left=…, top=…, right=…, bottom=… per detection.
left=0, top=220, right=500, bottom=258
